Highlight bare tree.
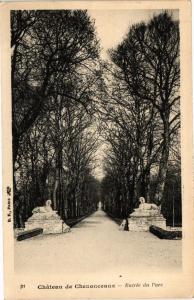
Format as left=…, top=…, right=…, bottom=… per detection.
left=12, top=10, right=101, bottom=227
left=109, top=12, right=180, bottom=205
left=11, top=10, right=99, bottom=169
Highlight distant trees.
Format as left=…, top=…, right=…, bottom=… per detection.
left=12, top=10, right=101, bottom=227
left=15, top=100, right=100, bottom=227
left=100, top=12, right=180, bottom=220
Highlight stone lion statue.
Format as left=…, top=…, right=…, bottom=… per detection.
left=32, top=200, right=53, bottom=214
left=139, top=197, right=161, bottom=212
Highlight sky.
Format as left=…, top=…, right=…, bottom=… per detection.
left=87, top=9, right=179, bottom=180
left=88, top=9, right=179, bottom=59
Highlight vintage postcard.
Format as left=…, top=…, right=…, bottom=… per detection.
left=1, top=1, right=194, bottom=299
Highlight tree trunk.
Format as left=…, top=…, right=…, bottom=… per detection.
left=140, top=167, right=151, bottom=202
left=53, top=147, right=63, bottom=210
left=145, top=171, right=151, bottom=202
left=12, top=131, right=20, bottom=172
left=154, top=118, right=170, bottom=205
left=53, top=176, right=59, bottom=210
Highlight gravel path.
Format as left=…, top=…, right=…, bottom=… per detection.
left=15, top=210, right=181, bottom=275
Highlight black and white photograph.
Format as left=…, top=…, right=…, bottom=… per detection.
left=1, top=1, right=193, bottom=299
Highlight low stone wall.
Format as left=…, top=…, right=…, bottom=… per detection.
left=149, top=225, right=182, bottom=239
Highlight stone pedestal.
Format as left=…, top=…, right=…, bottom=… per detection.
left=128, top=208, right=166, bottom=232
left=25, top=211, right=70, bottom=234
